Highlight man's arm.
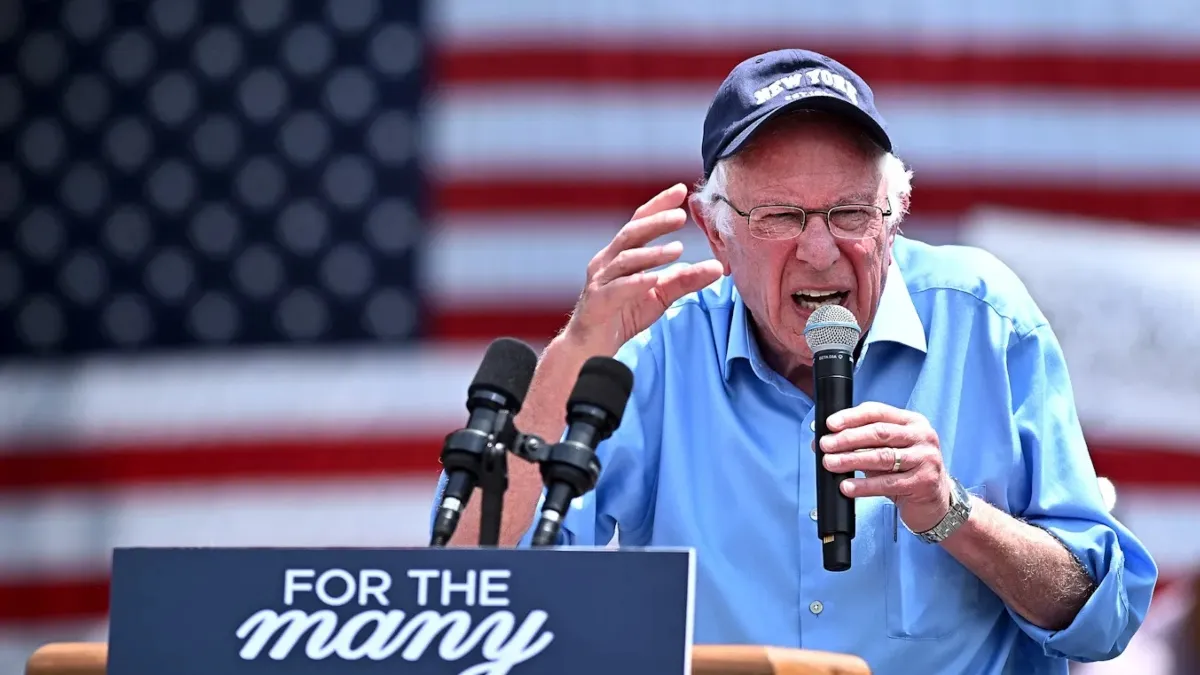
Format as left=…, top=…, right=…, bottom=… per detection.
left=445, top=331, right=601, bottom=547
left=985, top=322, right=1158, bottom=660
left=940, top=498, right=1095, bottom=631
left=824, top=321, right=1157, bottom=662
left=432, top=184, right=722, bottom=548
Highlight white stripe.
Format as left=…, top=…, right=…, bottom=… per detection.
left=0, top=347, right=489, bottom=447
left=0, top=483, right=1190, bottom=583
left=429, top=86, right=1200, bottom=181
left=434, top=0, right=1200, bottom=49
left=1117, top=489, right=1200, bottom=577
left=423, top=215, right=961, bottom=305
left=0, top=478, right=438, bottom=580
left=423, top=214, right=714, bottom=305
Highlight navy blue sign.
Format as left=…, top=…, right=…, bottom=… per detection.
left=108, top=547, right=695, bottom=675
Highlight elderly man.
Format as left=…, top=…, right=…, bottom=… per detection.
left=432, top=49, right=1156, bottom=673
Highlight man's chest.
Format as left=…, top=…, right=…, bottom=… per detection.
left=627, top=356, right=1010, bottom=646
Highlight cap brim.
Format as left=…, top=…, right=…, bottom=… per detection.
left=717, top=95, right=892, bottom=165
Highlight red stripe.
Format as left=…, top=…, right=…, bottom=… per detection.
left=434, top=178, right=1200, bottom=226
left=0, top=436, right=1194, bottom=490
left=434, top=45, right=1200, bottom=91
left=0, top=435, right=443, bottom=491
left=429, top=306, right=570, bottom=344
left=1090, top=445, right=1200, bottom=486
left=0, top=578, right=109, bottom=624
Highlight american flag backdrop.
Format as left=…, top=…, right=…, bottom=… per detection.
left=2, top=0, right=1200, bottom=670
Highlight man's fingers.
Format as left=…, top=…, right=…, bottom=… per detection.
left=610, top=208, right=690, bottom=257
left=820, top=422, right=917, bottom=454
left=653, top=260, right=725, bottom=308
left=841, top=473, right=916, bottom=498
left=594, top=241, right=685, bottom=285
left=601, top=270, right=662, bottom=298
left=827, top=401, right=914, bottom=431
left=630, top=183, right=688, bottom=222
left=591, top=208, right=689, bottom=275
left=823, top=447, right=910, bottom=474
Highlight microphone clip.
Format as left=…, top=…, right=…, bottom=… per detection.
left=451, top=411, right=530, bottom=548
left=440, top=424, right=603, bottom=548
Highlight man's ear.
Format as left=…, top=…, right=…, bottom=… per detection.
left=687, top=192, right=733, bottom=276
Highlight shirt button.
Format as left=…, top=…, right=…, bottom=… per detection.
left=809, top=508, right=818, bottom=521
left=809, top=420, right=816, bottom=432
left=809, top=600, right=824, bottom=615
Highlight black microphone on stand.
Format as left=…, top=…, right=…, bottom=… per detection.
left=804, top=304, right=862, bottom=572
left=430, top=337, right=539, bottom=547
left=530, top=356, right=634, bottom=547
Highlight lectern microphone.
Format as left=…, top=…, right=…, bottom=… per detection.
left=530, top=356, right=634, bottom=547
left=430, top=338, right=538, bottom=547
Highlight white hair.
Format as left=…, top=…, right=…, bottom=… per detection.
left=695, top=144, right=913, bottom=237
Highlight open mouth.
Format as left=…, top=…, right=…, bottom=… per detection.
left=791, top=289, right=849, bottom=310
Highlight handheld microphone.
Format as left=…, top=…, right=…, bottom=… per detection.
left=430, top=337, right=539, bottom=547
left=530, top=356, right=634, bottom=547
left=804, top=304, right=862, bottom=572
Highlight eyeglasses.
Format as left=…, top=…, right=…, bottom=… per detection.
left=711, top=194, right=892, bottom=241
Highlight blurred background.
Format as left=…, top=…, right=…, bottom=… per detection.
left=1, top=0, right=1199, bottom=672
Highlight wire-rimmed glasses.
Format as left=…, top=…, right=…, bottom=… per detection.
left=712, top=194, right=892, bottom=240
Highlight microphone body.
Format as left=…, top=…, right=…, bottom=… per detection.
left=530, top=357, right=634, bottom=547
left=430, top=338, right=538, bottom=547
left=804, top=304, right=863, bottom=572
left=813, top=347, right=855, bottom=571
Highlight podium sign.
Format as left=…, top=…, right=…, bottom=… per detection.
left=108, top=547, right=695, bottom=675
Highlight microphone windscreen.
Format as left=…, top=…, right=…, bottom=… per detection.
left=567, top=357, right=635, bottom=424
left=468, top=337, right=539, bottom=411
left=804, top=304, right=861, bottom=352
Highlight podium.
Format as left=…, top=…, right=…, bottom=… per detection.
left=29, top=547, right=871, bottom=675
left=26, top=643, right=871, bottom=675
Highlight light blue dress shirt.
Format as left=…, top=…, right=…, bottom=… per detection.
left=431, top=235, right=1157, bottom=675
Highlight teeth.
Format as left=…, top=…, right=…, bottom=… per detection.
left=792, top=290, right=846, bottom=310
left=794, top=297, right=841, bottom=310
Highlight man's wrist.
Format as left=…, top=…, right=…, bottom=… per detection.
left=556, top=322, right=620, bottom=360
left=913, top=477, right=973, bottom=544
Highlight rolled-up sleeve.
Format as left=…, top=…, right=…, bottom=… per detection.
left=1005, top=323, right=1158, bottom=662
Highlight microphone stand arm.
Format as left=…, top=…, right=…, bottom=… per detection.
left=476, top=416, right=552, bottom=547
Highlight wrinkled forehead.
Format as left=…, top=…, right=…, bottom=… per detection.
left=724, top=137, right=885, bottom=206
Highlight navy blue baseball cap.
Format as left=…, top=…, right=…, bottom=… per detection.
left=701, top=49, right=892, bottom=178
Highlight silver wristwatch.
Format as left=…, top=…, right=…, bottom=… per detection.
left=914, top=477, right=973, bottom=544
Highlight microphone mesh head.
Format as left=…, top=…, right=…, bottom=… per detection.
left=468, top=337, right=539, bottom=411
left=568, top=356, right=635, bottom=426
left=804, top=304, right=861, bottom=352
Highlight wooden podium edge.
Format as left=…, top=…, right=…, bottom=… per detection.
left=26, top=642, right=871, bottom=675
left=25, top=643, right=107, bottom=675
left=692, top=645, right=871, bottom=675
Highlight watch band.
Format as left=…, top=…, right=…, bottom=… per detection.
left=913, top=477, right=973, bottom=544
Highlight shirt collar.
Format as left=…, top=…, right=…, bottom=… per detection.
left=722, top=258, right=927, bottom=382
left=863, top=258, right=928, bottom=354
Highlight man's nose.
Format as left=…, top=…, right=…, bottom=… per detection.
left=794, top=215, right=841, bottom=270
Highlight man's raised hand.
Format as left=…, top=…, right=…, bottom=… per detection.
left=565, top=184, right=724, bottom=355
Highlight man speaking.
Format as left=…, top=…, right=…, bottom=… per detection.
left=430, top=49, right=1156, bottom=674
